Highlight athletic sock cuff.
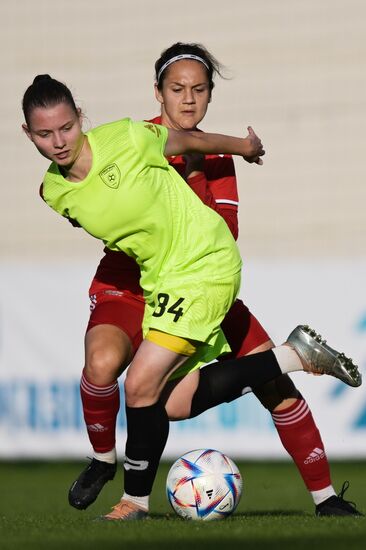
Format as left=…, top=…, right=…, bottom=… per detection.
left=81, top=370, right=119, bottom=398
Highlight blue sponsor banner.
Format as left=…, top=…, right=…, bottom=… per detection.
left=1, top=374, right=365, bottom=459
left=0, top=261, right=365, bottom=458
left=0, top=378, right=272, bottom=434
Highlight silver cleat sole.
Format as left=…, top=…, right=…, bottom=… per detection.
left=286, top=325, right=362, bottom=387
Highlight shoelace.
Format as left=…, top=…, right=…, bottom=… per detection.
left=337, top=480, right=357, bottom=510
left=108, top=501, right=135, bottom=518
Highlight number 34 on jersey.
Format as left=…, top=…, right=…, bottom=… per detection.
left=152, top=293, right=185, bottom=323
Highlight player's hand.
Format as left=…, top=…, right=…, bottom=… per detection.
left=183, top=153, right=205, bottom=179
left=243, top=126, right=265, bottom=165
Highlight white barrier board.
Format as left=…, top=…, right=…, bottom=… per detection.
left=0, top=261, right=365, bottom=459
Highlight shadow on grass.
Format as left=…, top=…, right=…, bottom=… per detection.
left=149, top=509, right=307, bottom=520
left=235, top=510, right=307, bottom=518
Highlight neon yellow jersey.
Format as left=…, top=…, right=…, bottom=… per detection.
left=42, top=118, right=242, bottom=364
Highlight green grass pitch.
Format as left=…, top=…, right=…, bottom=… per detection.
left=0, top=460, right=365, bottom=550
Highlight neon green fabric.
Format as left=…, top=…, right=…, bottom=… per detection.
left=42, top=118, right=242, bottom=373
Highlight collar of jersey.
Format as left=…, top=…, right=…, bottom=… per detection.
left=53, top=130, right=96, bottom=187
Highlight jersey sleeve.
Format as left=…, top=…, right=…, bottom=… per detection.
left=188, top=155, right=239, bottom=239
left=205, top=155, right=239, bottom=210
left=129, top=120, right=169, bottom=169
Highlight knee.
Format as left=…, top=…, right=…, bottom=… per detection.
left=165, top=401, right=191, bottom=421
left=85, top=347, right=124, bottom=385
left=253, top=374, right=299, bottom=412
left=161, top=372, right=199, bottom=421
left=124, top=370, right=159, bottom=407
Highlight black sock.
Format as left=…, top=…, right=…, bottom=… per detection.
left=190, top=349, right=282, bottom=418
left=124, top=401, right=169, bottom=496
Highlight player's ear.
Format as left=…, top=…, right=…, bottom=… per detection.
left=154, top=83, right=164, bottom=105
left=22, top=123, right=33, bottom=141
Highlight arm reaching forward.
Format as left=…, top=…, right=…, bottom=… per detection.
left=165, top=126, right=265, bottom=165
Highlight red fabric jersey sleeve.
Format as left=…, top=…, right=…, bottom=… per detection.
left=185, top=165, right=239, bottom=240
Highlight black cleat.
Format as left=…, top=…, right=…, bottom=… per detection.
left=316, top=481, right=363, bottom=516
left=68, top=458, right=117, bottom=510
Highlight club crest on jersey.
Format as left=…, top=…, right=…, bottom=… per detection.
left=99, top=164, right=121, bottom=189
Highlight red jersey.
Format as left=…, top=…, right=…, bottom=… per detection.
left=89, top=116, right=239, bottom=296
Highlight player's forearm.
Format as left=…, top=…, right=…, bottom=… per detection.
left=166, top=130, right=255, bottom=157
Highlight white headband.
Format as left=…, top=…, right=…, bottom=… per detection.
left=157, top=54, right=209, bottom=83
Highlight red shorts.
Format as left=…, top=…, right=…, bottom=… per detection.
left=87, top=284, right=270, bottom=359
left=221, top=299, right=271, bottom=358
left=87, top=289, right=145, bottom=355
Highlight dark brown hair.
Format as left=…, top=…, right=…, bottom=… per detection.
left=22, top=74, right=78, bottom=126
left=155, top=42, right=225, bottom=91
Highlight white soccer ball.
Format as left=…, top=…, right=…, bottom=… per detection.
left=166, top=448, right=243, bottom=521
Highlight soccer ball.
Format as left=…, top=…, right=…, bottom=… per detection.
left=166, top=448, right=243, bottom=521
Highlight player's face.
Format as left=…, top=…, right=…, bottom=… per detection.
left=155, top=60, right=211, bottom=131
left=23, top=102, right=84, bottom=167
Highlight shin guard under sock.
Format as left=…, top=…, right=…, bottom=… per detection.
left=124, top=401, right=169, bottom=496
left=80, top=369, right=120, bottom=453
left=272, top=398, right=332, bottom=491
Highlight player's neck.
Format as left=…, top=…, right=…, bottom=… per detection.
left=63, top=136, right=92, bottom=182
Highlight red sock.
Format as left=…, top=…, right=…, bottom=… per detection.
left=80, top=368, right=120, bottom=453
left=271, top=397, right=332, bottom=491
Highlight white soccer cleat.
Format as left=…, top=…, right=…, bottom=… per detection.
left=286, top=325, right=362, bottom=387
